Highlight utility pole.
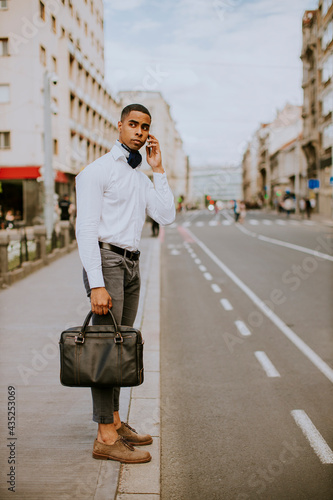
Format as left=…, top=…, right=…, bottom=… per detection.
left=43, top=71, right=55, bottom=240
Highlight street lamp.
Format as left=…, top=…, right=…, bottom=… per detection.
left=43, top=71, right=58, bottom=240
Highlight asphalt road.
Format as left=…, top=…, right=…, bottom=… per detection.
left=160, top=209, right=333, bottom=500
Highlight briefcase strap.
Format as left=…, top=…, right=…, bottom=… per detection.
left=75, top=309, right=123, bottom=345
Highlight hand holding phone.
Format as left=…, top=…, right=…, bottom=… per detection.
left=146, top=134, right=164, bottom=173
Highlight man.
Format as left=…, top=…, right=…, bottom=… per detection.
left=75, top=104, right=175, bottom=463
left=58, top=194, right=72, bottom=221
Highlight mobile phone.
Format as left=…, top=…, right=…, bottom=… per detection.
left=147, top=136, right=152, bottom=157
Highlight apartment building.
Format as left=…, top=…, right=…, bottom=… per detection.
left=118, top=90, right=189, bottom=201
left=301, top=1, right=333, bottom=216
left=242, top=104, right=307, bottom=208
left=0, top=0, right=120, bottom=225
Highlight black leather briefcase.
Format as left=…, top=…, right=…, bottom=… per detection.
left=59, top=310, right=144, bottom=387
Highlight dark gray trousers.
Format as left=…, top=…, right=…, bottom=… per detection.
left=83, top=248, right=140, bottom=423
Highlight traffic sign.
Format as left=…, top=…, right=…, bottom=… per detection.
left=308, top=179, right=320, bottom=189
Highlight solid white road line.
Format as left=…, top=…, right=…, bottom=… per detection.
left=257, top=235, right=333, bottom=262
left=254, top=351, right=281, bottom=377
left=204, top=272, right=213, bottom=280
left=220, top=298, right=233, bottom=311
left=291, top=410, right=333, bottom=464
left=235, top=320, right=252, bottom=337
left=194, top=258, right=201, bottom=264
left=199, top=265, right=207, bottom=272
left=211, top=284, right=221, bottom=293
left=186, top=228, right=333, bottom=384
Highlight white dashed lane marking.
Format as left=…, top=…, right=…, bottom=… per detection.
left=291, top=410, right=333, bottom=464
left=211, top=284, right=221, bottom=293
left=254, top=351, right=281, bottom=378
left=235, top=320, right=252, bottom=337
left=220, top=299, right=233, bottom=311
left=198, top=265, right=207, bottom=272
left=204, top=272, right=213, bottom=281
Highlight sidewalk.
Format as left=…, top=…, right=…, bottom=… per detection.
left=0, top=226, right=161, bottom=499
left=259, top=207, right=333, bottom=227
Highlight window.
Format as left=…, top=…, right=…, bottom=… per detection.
left=53, top=139, right=58, bottom=155
left=0, top=38, right=9, bottom=56
left=91, top=1, right=94, bottom=14
left=322, top=90, right=333, bottom=116
left=322, top=20, right=333, bottom=50
left=84, top=22, right=88, bottom=36
left=0, top=0, right=8, bottom=10
left=322, top=54, right=333, bottom=83
left=51, top=15, right=56, bottom=33
left=323, top=123, right=333, bottom=149
left=322, top=0, right=333, bottom=18
left=0, top=84, right=10, bottom=103
left=0, top=131, right=10, bottom=149
left=61, top=27, right=65, bottom=37
left=52, top=56, right=57, bottom=72
left=76, top=13, right=81, bottom=27
left=40, top=1, right=45, bottom=20
left=40, top=45, right=46, bottom=66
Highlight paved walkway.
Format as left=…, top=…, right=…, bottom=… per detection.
left=0, top=227, right=161, bottom=499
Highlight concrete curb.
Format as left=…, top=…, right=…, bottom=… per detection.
left=116, top=237, right=161, bottom=499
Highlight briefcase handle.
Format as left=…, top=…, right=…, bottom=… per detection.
left=75, top=309, right=123, bottom=345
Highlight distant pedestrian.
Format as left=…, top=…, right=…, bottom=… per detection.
left=283, top=197, right=293, bottom=218
left=5, top=209, right=15, bottom=229
left=305, top=198, right=312, bottom=219
left=299, top=198, right=306, bottom=218
left=234, top=200, right=241, bottom=222
left=151, top=219, right=159, bottom=237
left=239, top=201, right=246, bottom=223
left=58, top=194, right=72, bottom=221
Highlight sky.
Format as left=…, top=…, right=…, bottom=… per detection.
left=103, top=0, right=318, bottom=167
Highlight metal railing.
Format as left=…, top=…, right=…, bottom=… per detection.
left=0, top=221, right=77, bottom=287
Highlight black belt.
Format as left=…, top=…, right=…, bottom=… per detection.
left=99, top=242, right=140, bottom=261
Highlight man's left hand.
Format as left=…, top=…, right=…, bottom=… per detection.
left=146, top=135, right=164, bottom=174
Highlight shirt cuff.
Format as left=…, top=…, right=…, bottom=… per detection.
left=153, top=171, right=167, bottom=184
left=86, top=269, right=105, bottom=289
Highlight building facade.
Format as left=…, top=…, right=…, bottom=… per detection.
left=242, top=104, right=307, bottom=209
left=0, top=0, right=120, bottom=225
left=118, top=91, right=189, bottom=202
left=301, top=1, right=333, bottom=216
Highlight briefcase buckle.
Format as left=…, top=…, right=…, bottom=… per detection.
left=114, top=334, right=123, bottom=344
left=75, top=335, right=85, bottom=344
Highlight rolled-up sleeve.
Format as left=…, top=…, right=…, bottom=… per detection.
left=75, top=165, right=106, bottom=289
left=146, top=172, right=176, bottom=225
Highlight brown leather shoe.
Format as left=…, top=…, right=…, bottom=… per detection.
left=92, top=436, right=151, bottom=463
left=117, top=422, right=153, bottom=446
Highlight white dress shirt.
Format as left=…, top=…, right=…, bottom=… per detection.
left=76, top=141, right=176, bottom=289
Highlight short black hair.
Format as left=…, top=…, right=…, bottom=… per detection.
left=121, top=103, right=151, bottom=122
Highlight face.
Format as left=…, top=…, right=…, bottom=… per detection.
left=118, top=110, right=151, bottom=151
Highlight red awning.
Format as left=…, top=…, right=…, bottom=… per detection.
left=55, top=171, right=69, bottom=183
left=0, top=166, right=41, bottom=180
